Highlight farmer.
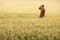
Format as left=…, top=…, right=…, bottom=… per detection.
left=39, top=5, right=45, bottom=18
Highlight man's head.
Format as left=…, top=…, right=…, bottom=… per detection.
left=41, top=5, right=44, bottom=8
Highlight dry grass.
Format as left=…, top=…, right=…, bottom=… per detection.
left=0, top=13, right=60, bottom=40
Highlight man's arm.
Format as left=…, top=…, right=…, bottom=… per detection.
left=39, top=6, right=41, bottom=10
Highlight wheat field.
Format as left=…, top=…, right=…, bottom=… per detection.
left=0, top=0, right=60, bottom=40
left=0, top=13, right=60, bottom=40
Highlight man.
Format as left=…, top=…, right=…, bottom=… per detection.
left=39, top=5, right=45, bottom=18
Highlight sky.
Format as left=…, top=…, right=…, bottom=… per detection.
left=0, top=0, right=60, bottom=14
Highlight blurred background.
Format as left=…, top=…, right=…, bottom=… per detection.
left=0, top=0, right=60, bottom=14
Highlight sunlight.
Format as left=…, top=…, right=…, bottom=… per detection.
left=0, top=0, right=60, bottom=14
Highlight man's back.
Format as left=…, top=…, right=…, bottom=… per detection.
left=39, top=5, right=45, bottom=17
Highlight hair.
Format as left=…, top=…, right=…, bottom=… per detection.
left=41, top=5, right=44, bottom=6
